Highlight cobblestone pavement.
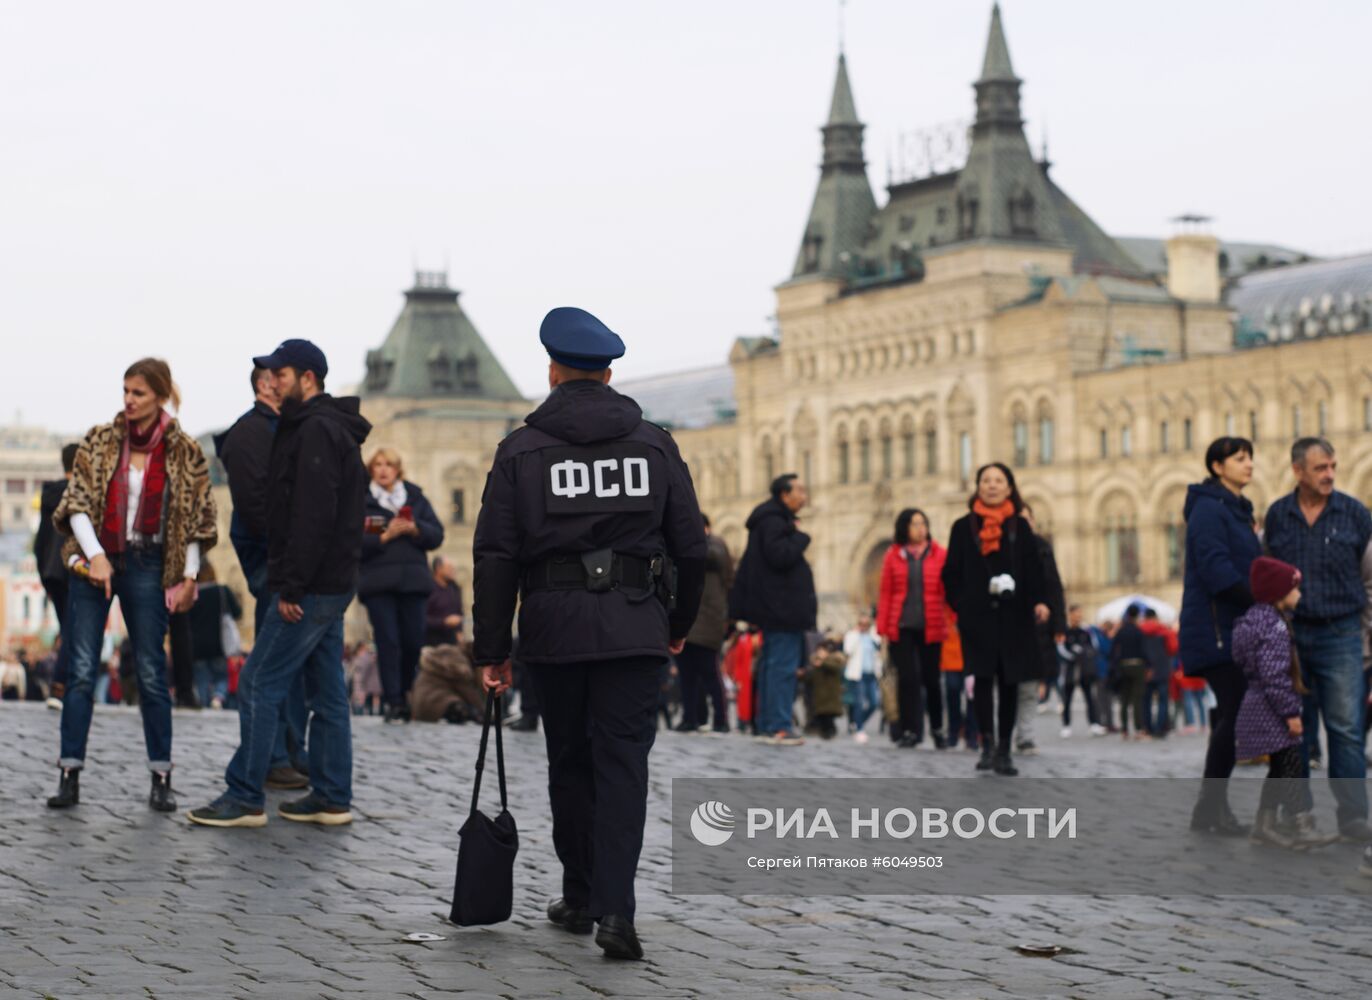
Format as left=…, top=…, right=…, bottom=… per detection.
left=3, top=700, right=1372, bottom=999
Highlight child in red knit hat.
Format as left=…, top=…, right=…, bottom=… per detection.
left=1232, top=556, right=1338, bottom=849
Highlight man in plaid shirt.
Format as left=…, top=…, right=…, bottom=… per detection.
left=1264, top=437, right=1372, bottom=843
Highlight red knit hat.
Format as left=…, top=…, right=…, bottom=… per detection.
left=1250, top=556, right=1301, bottom=605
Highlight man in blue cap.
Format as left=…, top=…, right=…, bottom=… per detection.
left=474, top=307, right=706, bottom=959
left=190, top=339, right=372, bottom=828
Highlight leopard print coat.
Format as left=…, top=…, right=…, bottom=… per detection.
left=53, top=413, right=218, bottom=588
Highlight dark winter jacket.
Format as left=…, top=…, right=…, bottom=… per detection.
left=1059, top=626, right=1096, bottom=685
left=472, top=379, right=707, bottom=666
left=940, top=511, right=1046, bottom=683
left=1178, top=481, right=1262, bottom=674
left=35, top=479, right=69, bottom=590
left=357, top=482, right=444, bottom=598
left=1032, top=535, right=1067, bottom=680
left=189, top=583, right=242, bottom=661
left=728, top=498, right=818, bottom=633
left=265, top=394, right=371, bottom=603
left=1232, top=603, right=1303, bottom=760
left=424, top=580, right=464, bottom=646
left=685, top=533, right=735, bottom=649
left=213, top=400, right=277, bottom=544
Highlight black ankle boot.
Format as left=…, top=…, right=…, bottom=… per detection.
left=149, top=771, right=177, bottom=812
left=976, top=746, right=994, bottom=771
left=47, top=767, right=80, bottom=809
left=992, top=745, right=1018, bottom=776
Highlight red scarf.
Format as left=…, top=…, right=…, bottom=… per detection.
left=100, top=411, right=171, bottom=555
left=971, top=498, right=1015, bottom=555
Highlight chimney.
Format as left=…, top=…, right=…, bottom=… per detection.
left=1165, top=215, right=1221, bottom=302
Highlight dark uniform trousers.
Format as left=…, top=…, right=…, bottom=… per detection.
left=530, top=654, right=663, bottom=922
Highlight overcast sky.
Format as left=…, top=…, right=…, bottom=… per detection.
left=3, top=0, right=1369, bottom=439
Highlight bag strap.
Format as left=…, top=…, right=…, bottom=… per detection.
left=470, top=690, right=508, bottom=816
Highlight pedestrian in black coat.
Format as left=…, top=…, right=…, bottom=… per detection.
left=359, top=447, right=444, bottom=721
left=941, top=462, right=1050, bottom=776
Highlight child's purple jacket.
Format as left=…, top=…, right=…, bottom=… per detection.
left=1232, top=603, right=1303, bottom=761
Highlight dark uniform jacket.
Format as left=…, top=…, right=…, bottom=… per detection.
left=213, top=400, right=277, bottom=545
left=472, top=379, right=706, bottom=666
left=265, top=394, right=371, bottom=604
left=728, top=498, right=818, bottom=633
left=1178, top=481, right=1260, bottom=674
left=941, top=511, right=1046, bottom=683
left=358, top=482, right=444, bottom=598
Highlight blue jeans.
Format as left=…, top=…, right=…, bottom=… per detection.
left=755, top=631, right=803, bottom=736
left=194, top=657, right=228, bottom=707
left=60, top=546, right=171, bottom=770
left=1295, top=614, right=1368, bottom=826
left=1145, top=676, right=1171, bottom=734
left=844, top=674, right=879, bottom=731
left=223, top=591, right=353, bottom=809
left=1181, top=688, right=1208, bottom=728
left=233, top=536, right=308, bottom=772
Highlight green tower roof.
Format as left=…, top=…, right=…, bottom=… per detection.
left=361, top=272, right=523, bottom=402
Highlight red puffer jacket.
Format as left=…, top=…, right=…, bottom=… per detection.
left=876, top=542, right=949, bottom=644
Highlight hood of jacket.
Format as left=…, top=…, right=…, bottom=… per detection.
left=280, top=394, right=371, bottom=445
left=525, top=380, right=642, bottom=445
left=1183, top=480, right=1253, bottom=524
left=745, top=496, right=794, bottom=532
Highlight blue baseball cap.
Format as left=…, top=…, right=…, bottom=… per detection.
left=539, top=307, right=625, bottom=370
left=253, top=339, right=328, bottom=379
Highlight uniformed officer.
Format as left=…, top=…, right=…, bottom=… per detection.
left=473, top=306, right=706, bottom=961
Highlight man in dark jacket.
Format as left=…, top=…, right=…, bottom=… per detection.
left=423, top=555, right=464, bottom=647
left=474, top=307, right=705, bottom=960
left=35, top=443, right=78, bottom=707
left=1110, top=605, right=1150, bottom=738
left=192, top=339, right=371, bottom=829
left=729, top=475, right=817, bottom=745
left=214, top=365, right=309, bottom=787
left=676, top=514, right=734, bottom=733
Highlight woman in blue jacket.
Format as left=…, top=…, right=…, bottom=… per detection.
left=1179, top=437, right=1262, bottom=834
left=359, top=448, right=444, bottom=722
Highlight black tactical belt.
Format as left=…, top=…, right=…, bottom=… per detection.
left=524, top=550, right=656, bottom=593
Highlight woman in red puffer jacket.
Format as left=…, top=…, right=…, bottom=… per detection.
left=876, top=508, right=949, bottom=748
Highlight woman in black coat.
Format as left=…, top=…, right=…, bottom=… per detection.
left=941, top=463, right=1051, bottom=776
left=359, top=448, right=445, bottom=722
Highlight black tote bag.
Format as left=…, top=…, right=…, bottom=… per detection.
left=449, top=692, right=519, bottom=926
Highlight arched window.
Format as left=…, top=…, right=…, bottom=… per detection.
left=1120, top=425, right=1133, bottom=458
left=923, top=419, right=938, bottom=475
left=1183, top=418, right=1194, bottom=451
left=1036, top=402, right=1055, bottom=465
left=1159, top=420, right=1171, bottom=454
left=1011, top=406, right=1029, bottom=467
left=1103, top=495, right=1140, bottom=585
left=857, top=423, right=872, bottom=483
left=759, top=436, right=775, bottom=486
left=900, top=417, right=916, bottom=478
left=879, top=422, right=893, bottom=481
left=836, top=426, right=851, bottom=485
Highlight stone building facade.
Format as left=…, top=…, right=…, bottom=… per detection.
left=206, top=4, right=1372, bottom=636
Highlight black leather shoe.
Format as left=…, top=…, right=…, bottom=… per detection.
left=1191, top=799, right=1249, bottom=836
left=149, top=771, right=177, bottom=813
left=47, top=767, right=80, bottom=809
left=992, top=746, right=1018, bottom=776
left=507, top=715, right=539, bottom=732
left=546, top=898, right=593, bottom=935
left=595, top=915, right=643, bottom=960
left=975, top=747, right=994, bottom=772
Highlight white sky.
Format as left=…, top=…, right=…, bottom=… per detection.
left=3, top=0, right=1370, bottom=440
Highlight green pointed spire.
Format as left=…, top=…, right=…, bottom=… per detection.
left=827, top=53, right=859, bottom=124
left=978, top=3, right=1018, bottom=83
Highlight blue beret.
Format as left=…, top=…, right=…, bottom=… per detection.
left=540, top=307, right=625, bottom=370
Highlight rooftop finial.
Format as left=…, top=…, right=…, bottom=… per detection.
left=838, top=0, right=847, bottom=55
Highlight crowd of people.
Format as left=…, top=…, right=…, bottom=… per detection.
left=9, top=347, right=1371, bottom=874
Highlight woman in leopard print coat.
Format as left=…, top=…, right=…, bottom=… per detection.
left=47, top=358, right=217, bottom=814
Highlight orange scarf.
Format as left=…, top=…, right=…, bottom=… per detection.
left=972, top=499, right=1015, bottom=555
